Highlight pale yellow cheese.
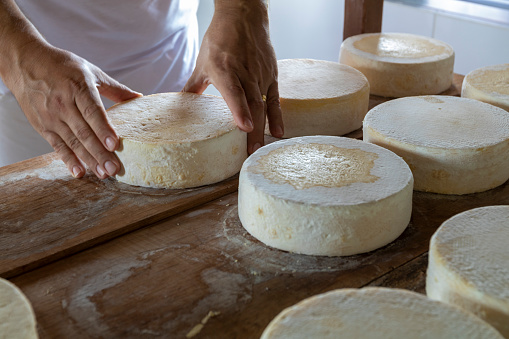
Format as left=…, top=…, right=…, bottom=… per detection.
left=261, top=287, right=503, bottom=339
left=267, top=59, right=369, bottom=138
left=363, top=95, right=509, bottom=194
left=339, top=33, right=454, bottom=97
left=427, top=205, right=509, bottom=338
left=0, top=278, right=38, bottom=339
left=462, top=63, right=509, bottom=111
left=238, top=136, right=413, bottom=256
left=108, top=92, right=247, bottom=188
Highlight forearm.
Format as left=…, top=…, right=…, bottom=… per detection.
left=0, top=0, right=47, bottom=84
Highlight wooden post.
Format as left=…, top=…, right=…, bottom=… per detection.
left=343, top=0, right=384, bottom=40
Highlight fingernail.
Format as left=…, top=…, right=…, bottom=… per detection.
left=244, top=118, right=253, bottom=130
left=105, top=137, right=117, bottom=152
left=72, top=166, right=82, bottom=178
left=104, top=161, right=117, bottom=176
left=275, top=125, right=284, bottom=137
left=252, top=142, right=262, bottom=153
left=96, top=165, right=106, bottom=177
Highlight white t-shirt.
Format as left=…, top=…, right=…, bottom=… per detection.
left=0, top=0, right=199, bottom=166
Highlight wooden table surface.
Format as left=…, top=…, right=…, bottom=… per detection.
left=4, top=74, right=500, bottom=338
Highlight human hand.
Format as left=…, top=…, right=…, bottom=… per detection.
left=183, top=0, right=283, bottom=154
left=4, top=41, right=141, bottom=179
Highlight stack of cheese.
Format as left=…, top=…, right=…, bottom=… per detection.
left=340, top=32, right=454, bottom=97
left=363, top=95, right=509, bottom=195
left=0, top=278, right=38, bottom=339
left=427, top=205, right=509, bottom=338
left=462, top=63, right=509, bottom=112
left=269, top=59, right=370, bottom=138
left=238, top=136, right=413, bottom=256
left=261, top=287, right=503, bottom=339
left=108, top=92, right=247, bottom=189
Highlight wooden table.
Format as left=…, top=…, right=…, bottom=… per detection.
left=4, top=74, right=504, bottom=338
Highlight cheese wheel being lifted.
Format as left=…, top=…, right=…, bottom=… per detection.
left=427, top=206, right=509, bottom=338
left=363, top=96, right=509, bottom=195
left=261, top=287, right=503, bottom=339
left=462, top=63, right=509, bottom=112
left=238, top=136, right=413, bottom=256
left=0, top=278, right=38, bottom=339
left=109, top=92, right=247, bottom=189
left=339, top=33, right=454, bottom=97
left=266, top=59, right=369, bottom=138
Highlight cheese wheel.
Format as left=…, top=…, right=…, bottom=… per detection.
left=238, top=136, right=413, bottom=256
left=109, top=92, right=247, bottom=188
left=462, top=63, right=509, bottom=111
left=339, top=33, right=454, bottom=97
left=261, top=287, right=503, bottom=339
left=427, top=206, right=509, bottom=338
left=0, top=278, right=38, bottom=339
left=266, top=59, right=369, bottom=138
left=363, top=96, right=509, bottom=195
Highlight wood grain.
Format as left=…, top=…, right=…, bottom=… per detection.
left=0, top=153, right=239, bottom=279
left=343, top=0, right=384, bottom=40
left=11, top=177, right=509, bottom=338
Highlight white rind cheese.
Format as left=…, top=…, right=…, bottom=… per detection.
left=363, top=95, right=509, bottom=195
left=109, top=92, right=247, bottom=188
left=0, top=278, right=38, bottom=339
left=261, top=287, right=503, bottom=339
left=427, top=206, right=509, bottom=338
left=462, top=63, right=509, bottom=112
left=267, top=59, right=369, bottom=138
left=238, top=136, right=413, bottom=256
left=339, top=33, right=454, bottom=97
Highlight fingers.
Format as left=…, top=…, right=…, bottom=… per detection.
left=265, top=81, right=284, bottom=138
left=71, top=88, right=121, bottom=178
left=213, top=73, right=255, bottom=134
left=98, top=72, right=142, bottom=103
left=243, top=82, right=266, bottom=154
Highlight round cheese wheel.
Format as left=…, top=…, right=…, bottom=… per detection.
left=363, top=95, right=509, bottom=195
left=261, top=287, right=503, bottom=339
left=109, top=92, right=247, bottom=188
left=427, top=205, right=509, bottom=338
left=238, top=136, right=413, bottom=256
left=266, top=59, right=370, bottom=138
left=0, top=278, right=38, bottom=339
left=462, top=63, right=509, bottom=112
left=339, top=33, right=454, bottom=97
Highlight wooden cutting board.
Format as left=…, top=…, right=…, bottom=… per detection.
left=11, top=176, right=509, bottom=339
left=0, top=153, right=239, bottom=278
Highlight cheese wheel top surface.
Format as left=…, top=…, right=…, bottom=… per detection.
left=365, top=96, right=509, bottom=149
left=344, top=33, right=454, bottom=64
left=277, top=59, right=368, bottom=100
left=262, top=287, right=503, bottom=339
left=431, top=206, right=509, bottom=300
left=0, top=278, right=38, bottom=339
left=108, top=92, right=236, bottom=144
left=243, top=136, right=412, bottom=206
left=464, top=63, right=509, bottom=96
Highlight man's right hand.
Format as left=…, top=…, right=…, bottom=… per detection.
left=6, top=42, right=141, bottom=179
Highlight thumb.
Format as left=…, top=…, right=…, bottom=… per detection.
left=182, top=70, right=209, bottom=94
left=97, top=72, right=142, bottom=103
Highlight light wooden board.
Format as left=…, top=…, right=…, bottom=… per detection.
left=0, top=152, right=239, bottom=278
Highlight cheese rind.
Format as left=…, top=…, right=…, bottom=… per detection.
left=238, top=136, right=413, bottom=256
left=339, top=33, right=454, bottom=97
left=427, top=206, right=509, bottom=338
left=267, top=59, right=369, bottom=138
left=0, top=278, right=38, bottom=339
left=261, top=287, right=503, bottom=339
left=108, top=92, right=247, bottom=188
left=462, top=63, right=509, bottom=112
left=363, top=95, right=509, bottom=194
